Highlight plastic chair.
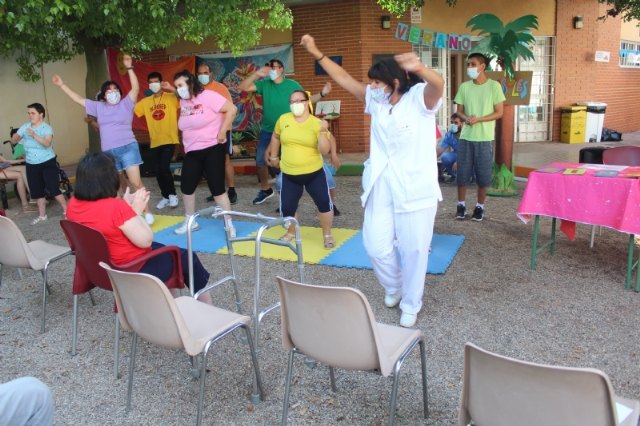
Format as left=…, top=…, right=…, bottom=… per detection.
left=0, top=215, right=71, bottom=333
left=60, top=219, right=184, bottom=379
left=276, top=276, right=428, bottom=426
left=100, top=263, right=264, bottom=426
left=459, top=342, right=640, bottom=426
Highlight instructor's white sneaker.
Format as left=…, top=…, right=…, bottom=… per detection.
left=169, top=194, right=179, bottom=208
left=399, top=312, right=417, bottom=328
left=384, top=293, right=402, bottom=308
left=156, top=198, right=170, bottom=209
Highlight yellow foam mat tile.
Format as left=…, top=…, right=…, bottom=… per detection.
left=150, top=214, right=184, bottom=233
left=216, top=226, right=358, bottom=264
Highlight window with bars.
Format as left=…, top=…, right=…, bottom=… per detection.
left=620, top=40, right=640, bottom=68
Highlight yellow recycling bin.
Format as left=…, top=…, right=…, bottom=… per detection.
left=560, top=106, right=586, bottom=144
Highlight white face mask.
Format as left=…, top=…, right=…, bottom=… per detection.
left=290, top=102, right=305, bottom=117
left=448, top=123, right=459, bottom=134
left=176, top=86, right=190, bottom=100
left=370, top=85, right=388, bottom=103
left=149, top=82, right=161, bottom=94
left=197, top=74, right=210, bottom=85
left=269, top=69, right=280, bottom=81
left=106, top=91, right=121, bottom=105
left=467, top=67, right=480, bottom=80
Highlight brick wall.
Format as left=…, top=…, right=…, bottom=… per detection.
left=554, top=0, right=640, bottom=139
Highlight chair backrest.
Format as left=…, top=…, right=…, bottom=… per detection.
left=101, top=263, right=185, bottom=350
left=602, top=146, right=640, bottom=166
left=60, top=220, right=114, bottom=294
left=276, top=276, right=398, bottom=376
left=0, top=215, right=41, bottom=269
left=459, top=342, right=619, bottom=426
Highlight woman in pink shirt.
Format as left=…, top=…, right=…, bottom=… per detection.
left=172, top=70, right=237, bottom=235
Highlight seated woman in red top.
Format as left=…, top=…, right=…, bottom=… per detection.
left=66, top=152, right=212, bottom=304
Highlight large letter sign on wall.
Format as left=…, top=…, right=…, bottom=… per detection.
left=394, top=24, right=472, bottom=51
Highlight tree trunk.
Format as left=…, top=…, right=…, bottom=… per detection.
left=495, top=104, right=515, bottom=170
left=79, top=38, right=109, bottom=153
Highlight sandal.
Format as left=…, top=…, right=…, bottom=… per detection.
left=280, top=232, right=295, bottom=243
left=323, top=234, right=335, bottom=249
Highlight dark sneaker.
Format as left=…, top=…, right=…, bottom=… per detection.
left=252, top=189, right=274, bottom=205
left=206, top=194, right=215, bottom=202
left=471, top=206, right=484, bottom=222
left=456, top=204, right=466, bottom=220
left=227, top=188, right=238, bottom=205
left=333, top=205, right=341, bottom=217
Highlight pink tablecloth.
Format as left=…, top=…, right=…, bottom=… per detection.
left=517, top=162, right=640, bottom=237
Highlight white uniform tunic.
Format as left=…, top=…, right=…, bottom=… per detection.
left=362, top=83, right=442, bottom=315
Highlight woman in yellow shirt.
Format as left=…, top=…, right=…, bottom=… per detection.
left=266, top=90, right=335, bottom=248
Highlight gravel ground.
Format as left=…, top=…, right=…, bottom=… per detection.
left=2, top=172, right=640, bottom=425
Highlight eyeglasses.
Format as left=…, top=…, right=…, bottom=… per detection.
left=289, top=99, right=308, bottom=104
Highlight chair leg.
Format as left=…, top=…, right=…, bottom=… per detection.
left=196, top=352, right=208, bottom=426
left=40, top=268, right=48, bottom=333
left=243, top=325, right=265, bottom=403
left=281, top=350, right=295, bottom=426
left=419, top=340, right=429, bottom=419
left=88, top=290, right=96, bottom=306
left=329, top=367, right=337, bottom=392
left=71, top=295, right=79, bottom=356
left=126, top=333, right=137, bottom=412
left=0, top=263, right=3, bottom=290
left=388, top=368, right=401, bottom=426
left=114, top=315, right=121, bottom=380
left=590, top=225, right=596, bottom=248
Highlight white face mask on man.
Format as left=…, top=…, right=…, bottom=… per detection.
left=149, top=82, right=161, bottom=94
left=467, top=67, right=480, bottom=80
left=197, top=74, right=210, bottom=85
left=269, top=69, right=280, bottom=81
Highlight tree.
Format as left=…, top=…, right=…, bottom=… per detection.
left=599, top=0, right=640, bottom=21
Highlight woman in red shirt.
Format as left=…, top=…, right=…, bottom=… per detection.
left=66, top=152, right=212, bottom=303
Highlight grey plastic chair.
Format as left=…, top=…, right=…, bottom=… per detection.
left=459, top=342, right=640, bottom=426
left=276, top=276, right=428, bottom=426
left=101, top=263, right=264, bottom=426
left=0, top=215, right=71, bottom=332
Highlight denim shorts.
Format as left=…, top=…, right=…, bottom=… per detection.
left=106, top=141, right=143, bottom=172
left=456, top=139, right=493, bottom=187
left=255, top=130, right=272, bottom=167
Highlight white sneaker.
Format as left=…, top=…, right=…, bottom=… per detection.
left=174, top=219, right=200, bottom=235
left=31, top=215, right=48, bottom=225
left=144, top=212, right=155, bottom=225
left=156, top=198, right=170, bottom=209
left=169, top=194, right=179, bottom=208
left=384, top=293, right=402, bottom=308
left=399, top=312, right=417, bottom=328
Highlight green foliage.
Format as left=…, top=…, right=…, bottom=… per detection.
left=376, top=0, right=457, bottom=17
left=0, top=0, right=293, bottom=81
left=490, top=162, right=517, bottom=196
left=466, top=13, right=538, bottom=80
left=599, top=0, right=640, bottom=21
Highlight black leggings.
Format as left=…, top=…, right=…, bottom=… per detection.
left=26, top=157, right=61, bottom=199
left=280, top=168, right=332, bottom=217
left=140, top=242, right=210, bottom=293
left=180, top=144, right=225, bottom=196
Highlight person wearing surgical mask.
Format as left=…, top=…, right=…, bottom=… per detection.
left=134, top=72, right=180, bottom=211
left=196, top=63, right=238, bottom=206
left=239, top=59, right=330, bottom=206
left=436, top=113, right=464, bottom=183
left=265, top=90, right=334, bottom=248
left=51, top=53, right=155, bottom=224
left=453, top=53, right=505, bottom=222
left=301, top=34, right=444, bottom=328
left=171, top=69, right=237, bottom=236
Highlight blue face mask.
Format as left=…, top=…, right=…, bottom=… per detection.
left=370, top=85, right=388, bottom=103
left=448, top=123, right=459, bottom=134
left=269, top=69, right=280, bottom=81
left=467, top=67, right=480, bottom=80
left=176, top=86, right=190, bottom=100
left=197, top=74, right=210, bottom=85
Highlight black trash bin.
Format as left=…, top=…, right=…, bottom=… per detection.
left=579, top=146, right=609, bottom=164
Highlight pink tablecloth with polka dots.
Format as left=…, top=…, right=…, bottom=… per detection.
left=517, top=162, right=640, bottom=238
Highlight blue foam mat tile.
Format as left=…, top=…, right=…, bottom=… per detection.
left=153, top=218, right=262, bottom=253
left=319, top=231, right=464, bottom=274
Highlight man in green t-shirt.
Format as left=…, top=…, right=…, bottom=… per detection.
left=239, top=59, right=329, bottom=205
left=453, top=53, right=505, bottom=222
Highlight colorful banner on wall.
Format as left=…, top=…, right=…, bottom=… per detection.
left=197, top=44, right=293, bottom=142
left=107, top=48, right=196, bottom=131
left=395, top=23, right=473, bottom=51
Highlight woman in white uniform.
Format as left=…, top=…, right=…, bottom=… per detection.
left=301, top=34, right=444, bottom=327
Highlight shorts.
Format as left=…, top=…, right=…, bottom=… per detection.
left=276, top=162, right=335, bottom=192
left=180, top=144, right=226, bottom=196
left=255, top=130, right=272, bottom=167
left=26, top=157, right=61, bottom=199
left=456, top=139, right=493, bottom=187
left=106, top=142, right=143, bottom=172
left=280, top=168, right=332, bottom=217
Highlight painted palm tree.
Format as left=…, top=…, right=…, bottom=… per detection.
left=466, top=13, right=538, bottom=195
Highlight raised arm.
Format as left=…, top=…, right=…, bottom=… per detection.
left=301, top=34, right=366, bottom=103
left=122, top=54, right=139, bottom=102
left=310, top=81, right=332, bottom=105
left=52, top=74, right=86, bottom=107
left=394, top=52, right=444, bottom=110
left=238, top=66, right=270, bottom=92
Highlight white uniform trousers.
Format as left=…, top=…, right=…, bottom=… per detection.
left=363, top=171, right=437, bottom=315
